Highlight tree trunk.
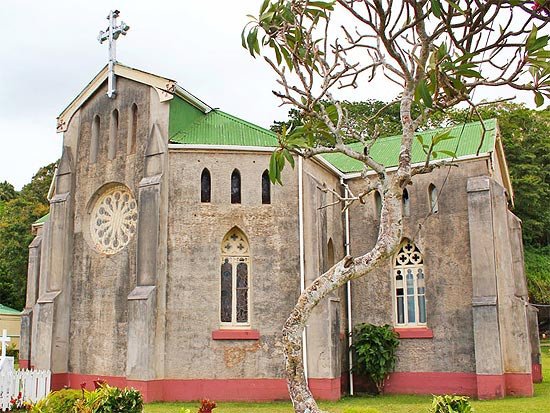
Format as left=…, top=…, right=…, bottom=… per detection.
left=283, top=181, right=403, bottom=413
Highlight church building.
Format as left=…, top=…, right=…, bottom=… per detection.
left=19, top=62, right=541, bottom=403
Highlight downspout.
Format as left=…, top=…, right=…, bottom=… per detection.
left=341, top=177, right=354, bottom=396
left=298, top=156, right=309, bottom=381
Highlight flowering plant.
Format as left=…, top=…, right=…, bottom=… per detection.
left=9, top=392, right=33, bottom=411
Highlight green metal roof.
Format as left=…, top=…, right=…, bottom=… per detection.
left=33, top=213, right=50, bottom=225
left=0, top=304, right=20, bottom=315
left=169, top=99, right=278, bottom=147
left=322, top=119, right=498, bottom=174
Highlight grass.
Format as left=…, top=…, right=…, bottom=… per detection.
left=145, top=346, right=550, bottom=413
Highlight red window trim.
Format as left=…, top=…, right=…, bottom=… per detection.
left=212, top=329, right=260, bottom=340
left=394, top=327, right=434, bottom=339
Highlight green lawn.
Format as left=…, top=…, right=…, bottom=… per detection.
left=145, top=346, right=550, bottom=413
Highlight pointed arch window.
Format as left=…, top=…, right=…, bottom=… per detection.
left=374, top=191, right=382, bottom=218
left=108, top=109, right=119, bottom=160
left=428, top=184, right=439, bottom=213
left=261, top=170, right=271, bottom=204
left=201, top=168, right=211, bottom=203
left=220, top=228, right=250, bottom=326
left=128, top=103, right=138, bottom=154
left=393, top=239, right=426, bottom=326
left=91, top=115, right=100, bottom=163
left=231, top=169, right=241, bottom=204
left=402, top=189, right=410, bottom=217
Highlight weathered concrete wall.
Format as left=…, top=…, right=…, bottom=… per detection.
left=347, top=159, right=489, bottom=374
left=68, top=78, right=166, bottom=377
left=165, top=149, right=300, bottom=379
left=301, top=160, right=345, bottom=381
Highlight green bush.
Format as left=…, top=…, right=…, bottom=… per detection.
left=430, top=395, right=474, bottom=413
left=31, top=389, right=82, bottom=413
left=352, top=323, right=400, bottom=393
left=30, top=383, right=143, bottom=413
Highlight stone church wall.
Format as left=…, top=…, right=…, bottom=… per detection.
left=165, top=149, right=301, bottom=379
left=347, top=159, right=490, bottom=376
left=68, top=78, right=163, bottom=377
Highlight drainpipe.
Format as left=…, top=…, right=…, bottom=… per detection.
left=298, top=156, right=309, bottom=381
left=341, top=177, right=354, bottom=396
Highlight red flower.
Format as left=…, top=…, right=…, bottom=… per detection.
left=80, top=382, right=87, bottom=390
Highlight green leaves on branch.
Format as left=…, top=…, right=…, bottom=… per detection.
left=525, top=26, right=550, bottom=107
left=414, top=43, right=482, bottom=110
left=242, top=0, right=334, bottom=71
left=417, top=128, right=456, bottom=161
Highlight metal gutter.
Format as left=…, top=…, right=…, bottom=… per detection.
left=342, top=177, right=354, bottom=396
left=167, top=143, right=275, bottom=152
left=298, top=156, right=309, bottom=382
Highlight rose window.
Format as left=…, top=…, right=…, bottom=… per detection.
left=90, top=185, right=138, bottom=254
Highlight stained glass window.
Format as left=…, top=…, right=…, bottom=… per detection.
left=220, top=228, right=250, bottom=326
left=262, top=170, right=271, bottom=204
left=201, top=168, right=211, bottom=203
left=393, top=239, right=427, bottom=327
left=231, top=169, right=241, bottom=204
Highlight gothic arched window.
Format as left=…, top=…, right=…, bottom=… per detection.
left=402, top=189, right=410, bottom=217
left=231, top=169, right=241, bottom=204
left=261, top=170, right=271, bottom=204
left=91, top=115, right=100, bottom=163
left=108, top=109, right=119, bottom=160
left=128, top=103, right=138, bottom=154
left=374, top=191, right=382, bottom=218
left=393, top=239, right=426, bottom=326
left=220, top=227, right=250, bottom=325
left=201, top=168, right=211, bottom=203
left=428, top=184, right=439, bottom=214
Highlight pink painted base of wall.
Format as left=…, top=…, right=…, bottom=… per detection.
left=384, top=372, right=533, bottom=399
left=51, top=371, right=532, bottom=402
left=52, top=374, right=341, bottom=403
left=18, top=359, right=30, bottom=369
left=532, top=363, right=543, bottom=383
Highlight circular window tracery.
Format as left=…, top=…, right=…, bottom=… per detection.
left=90, top=185, right=138, bottom=254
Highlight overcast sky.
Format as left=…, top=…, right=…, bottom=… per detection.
left=0, top=1, right=294, bottom=189
left=0, top=1, right=539, bottom=189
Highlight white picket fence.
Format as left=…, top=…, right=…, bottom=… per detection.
left=0, top=370, right=51, bottom=411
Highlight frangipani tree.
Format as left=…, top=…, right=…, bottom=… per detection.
left=242, top=1, right=550, bottom=412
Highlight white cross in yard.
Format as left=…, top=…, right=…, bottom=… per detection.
left=0, top=329, right=10, bottom=359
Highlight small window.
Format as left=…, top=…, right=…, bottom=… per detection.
left=231, top=169, right=241, bottom=204
left=374, top=191, right=382, bottom=218
left=394, top=239, right=426, bottom=326
left=402, top=189, right=410, bottom=217
left=220, top=227, right=250, bottom=326
left=108, top=109, right=119, bottom=160
left=201, top=168, right=211, bottom=203
left=91, top=115, right=100, bottom=163
left=428, top=184, right=439, bottom=213
left=261, top=170, right=271, bottom=204
left=128, top=103, right=138, bottom=154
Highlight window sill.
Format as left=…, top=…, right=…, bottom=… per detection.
left=394, top=327, right=433, bottom=339
left=212, top=329, right=260, bottom=340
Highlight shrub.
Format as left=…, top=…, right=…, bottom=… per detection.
left=352, top=323, right=399, bottom=393
left=430, top=395, right=474, bottom=413
left=30, top=383, right=143, bottom=413
left=79, top=383, right=143, bottom=413
left=31, top=389, right=81, bottom=413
